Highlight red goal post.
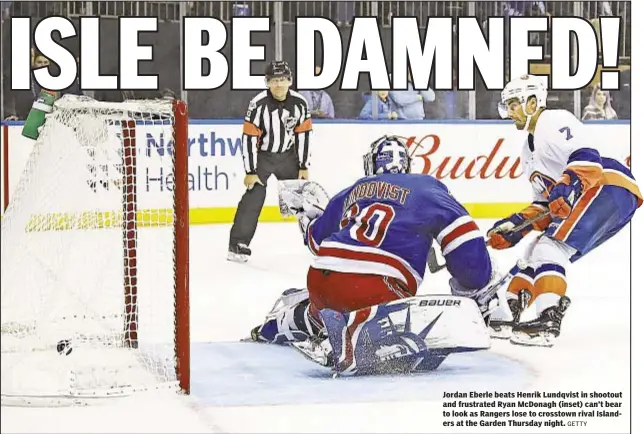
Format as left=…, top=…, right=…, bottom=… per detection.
left=0, top=95, right=190, bottom=404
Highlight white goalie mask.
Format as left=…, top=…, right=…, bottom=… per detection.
left=498, top=74, right=548, bottom=130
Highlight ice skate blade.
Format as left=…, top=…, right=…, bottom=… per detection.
left=227, top=252, right=249, bottom=263
left=510, top=331, right=556, bottom=347
left=291, top=340, right=332, bottom=367
left=488, top=324, right=512, bottom=340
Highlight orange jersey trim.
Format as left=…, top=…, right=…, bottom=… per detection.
left=295, top=118, right=312, bottom=133
left=243, top=121, right=262, bottom=137
left=566, top=164, right=603, bottom=191
left=553, top=186, right=602, bottom=241
left=534, top=275, right=567, bottom=297
left=508, top=275, right=535, bottom=298
left=603, top=170, right=643, bottom=207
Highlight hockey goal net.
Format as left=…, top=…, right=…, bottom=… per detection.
left=0, top=95, right=190, bottom=405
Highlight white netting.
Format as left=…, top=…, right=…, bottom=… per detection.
left=1, top=95, right=182, bottom=405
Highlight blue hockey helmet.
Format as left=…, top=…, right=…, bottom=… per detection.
left=363, top=135, right=412, bottom=176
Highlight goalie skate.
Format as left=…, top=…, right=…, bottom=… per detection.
left=510, top=296, right=571, bottom=347
left=489, top=289, right=531, bottom=339
left=291, top=336, right=333, bottom=368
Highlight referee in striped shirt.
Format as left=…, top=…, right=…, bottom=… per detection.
left=228, top=61, right=313, bottom=262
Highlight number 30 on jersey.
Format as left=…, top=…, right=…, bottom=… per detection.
left=340, top=203, right=396, bottom=247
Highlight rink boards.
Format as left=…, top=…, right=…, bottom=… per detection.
left=0, top=120, right=631, bottom=224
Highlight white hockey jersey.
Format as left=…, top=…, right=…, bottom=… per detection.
left=517, top=109, right=641, bottom=227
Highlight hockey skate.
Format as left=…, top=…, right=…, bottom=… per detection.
left=510, top=296, right=571, bottom=347
left=246, top=315, right=333, bottom=367
left=290, top=333, right=333, bottom=368
left=227, top=243, right=251, bottom=263
left=489, top=289, right=531, bottom=339
left=243, top=288, right=319, bottom=344
left=243, top=324, right=264, bottom=343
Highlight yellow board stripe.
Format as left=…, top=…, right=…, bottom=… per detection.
left=462, top=202, right=529, bottom=219
left=22, top=203, right=529, bottom=232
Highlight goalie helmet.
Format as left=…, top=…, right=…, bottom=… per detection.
left=498, top=74, right=548, bottom=129
left=363, top=135, right=411, bottom=176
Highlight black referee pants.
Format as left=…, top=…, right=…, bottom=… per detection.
left=229, top=150, right=300, bottom=248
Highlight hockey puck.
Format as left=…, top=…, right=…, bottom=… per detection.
left=57, top=339, right=72, bottom=356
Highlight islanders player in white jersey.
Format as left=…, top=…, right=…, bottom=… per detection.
left=490, top=74, right=642, bottom=347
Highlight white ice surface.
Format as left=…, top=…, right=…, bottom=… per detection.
left=1, top=220, right=633, bottom=433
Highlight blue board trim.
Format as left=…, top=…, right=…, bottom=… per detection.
left=2, top=119, right=631, bottom=127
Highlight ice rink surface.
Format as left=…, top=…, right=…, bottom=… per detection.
left=1, top=219, right=632, bottom=433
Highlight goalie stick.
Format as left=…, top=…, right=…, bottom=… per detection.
left=473, top=258, right=530, bottom=308
left=427, top=210, right=550, bottom=273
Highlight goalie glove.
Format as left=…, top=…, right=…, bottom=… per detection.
left=280, top=188, right=322, bottom=234
left=297, top=204, right=324, bottom=235
left=279, top=181, right=328, bottom=234
left=278, top=180, right=329, bottom=216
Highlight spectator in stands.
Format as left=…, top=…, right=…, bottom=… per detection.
left=3, top=48, right=47, bottom=120
left=298, top=67, right=335, bottom=119
left=358, top=91, right=401, bottom=120
left=388, top=70, right=435, bottom=120
left=582, top=84, right=618, bottom=121
left=4, top=49, right=84, bottom=120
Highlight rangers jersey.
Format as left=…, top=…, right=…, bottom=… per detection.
left=304, top=173, right=492, bottom=293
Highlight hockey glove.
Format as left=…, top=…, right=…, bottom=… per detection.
left=297, top=203, right=324, bottom=235
left=548, top=170, right=583, bottom=219
left=487, top=214, right=532, bottom=250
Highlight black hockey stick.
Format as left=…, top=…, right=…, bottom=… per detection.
left=427, top=211, right=550, bottom=273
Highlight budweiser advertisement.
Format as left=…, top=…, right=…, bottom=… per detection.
left=309, top=122, right=631, bottom=205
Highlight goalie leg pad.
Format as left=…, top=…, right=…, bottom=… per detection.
left=318, top=295, right=490, bottom=376
left=252, top=288, right=323, bottom=344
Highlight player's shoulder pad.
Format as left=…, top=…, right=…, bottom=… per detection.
left=323, top=184, right=354, bottom=214
left=539, top=109, right=582, bottom=129
left=405, top=172, right=448, bottom=192
left=535, top=109, right=582, bottom=139
left=333, top=178, right=367, bottom=203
